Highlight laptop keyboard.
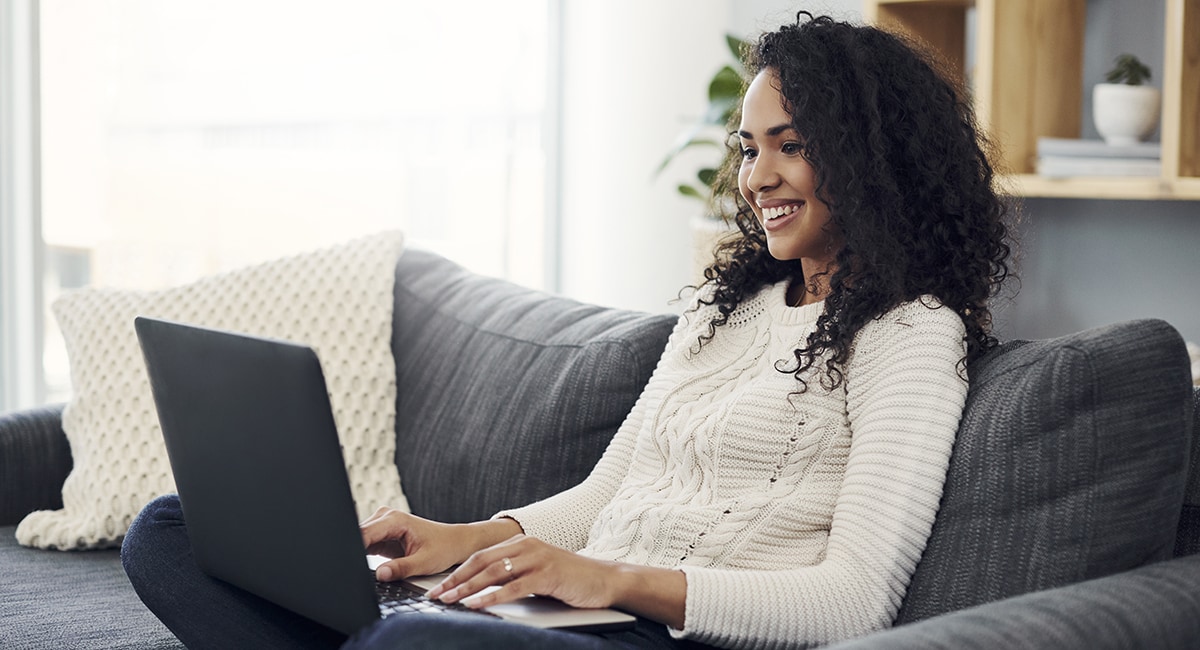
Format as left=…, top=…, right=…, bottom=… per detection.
left=375, top=578, right=500, bottom=619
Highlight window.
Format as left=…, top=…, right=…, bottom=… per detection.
left=30, top=0, right=552, bottom=405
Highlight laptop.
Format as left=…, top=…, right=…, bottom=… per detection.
left=133, top=316, right=636, bottom=637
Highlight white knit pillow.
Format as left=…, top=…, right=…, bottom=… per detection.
left=16, top=231, right=410, bottom=550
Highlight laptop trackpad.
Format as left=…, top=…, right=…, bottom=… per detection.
left=487, top=597, right=636, bottom=630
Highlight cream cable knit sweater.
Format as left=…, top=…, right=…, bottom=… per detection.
left=497, top=281, right=968, bottom=649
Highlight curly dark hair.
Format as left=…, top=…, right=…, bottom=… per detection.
left=697, top=11, right=1015, bottom=389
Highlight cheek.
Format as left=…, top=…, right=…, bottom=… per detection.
left=737, top=163, right=753, bottom=203
left=798, top=159, right=819, bottom=189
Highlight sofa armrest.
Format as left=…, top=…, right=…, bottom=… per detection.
left=0, top=403, right=72, bottom=526
left=827, top=553, right=1200, bottom=650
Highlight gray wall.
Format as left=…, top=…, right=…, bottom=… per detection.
left=996, top=198, right=1200, bottom=345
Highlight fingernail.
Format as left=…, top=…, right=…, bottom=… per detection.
left=377, top=566, right=392, bottom=581
left=424, top=581, right=445, bottom=599
left=463, top=596, right=481, bottom=609
left=438, top=587, right=459, bottom=603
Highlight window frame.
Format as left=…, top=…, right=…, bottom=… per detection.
left=0, top=0, right=45, bottom=412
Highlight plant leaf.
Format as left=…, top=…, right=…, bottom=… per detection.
left=725, top=34, right=749, bottom=72
left=703, top=100, right=738, bottom=127
left=1106, top=53, right=1152, bottom=85
left=1135, top=59, right=1151, bottom=83
left=697, top=168, right=716, bottom=186
left=654, top=129, right=724, bottom=177
left=708, top=65, right=743, bottom=103
left=704, top=66, right=743, bottom=125
left=678, top=184, right=706, bottom=200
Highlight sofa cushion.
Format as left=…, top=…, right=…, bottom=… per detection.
left=896, top=319, right=1194, bottom=623
left=389, top=250, right=677, bottom=523
left=17, top=233, right=408, bottom=550
left=0, top=525, right=183, bottom=649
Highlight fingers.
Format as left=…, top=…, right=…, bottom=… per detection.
left=429, top=550, right=522, bottom=603
left=362, top=509, right=471, bottom=581
left=375, top=556, right=419, bottom=582
left=358, top=506, right=397, bottom=533
left=428, top=535, right=549, bottom=605
left=360, top=505, right=393, bottom=525
left=428, top=537, right=622, bottom=611
left=364, top=538, right=405, bottom=559
left=359, top=507, right=409, bottom=552
left=360, top=508, right=421, bottom=581
left=461, top=577, right=533, bottom=610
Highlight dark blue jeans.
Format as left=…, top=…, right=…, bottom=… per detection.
left=122, top=495, right=709, bottom=650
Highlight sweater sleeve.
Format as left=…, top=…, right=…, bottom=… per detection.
left=494, top=302, right=703, bottom=551
left=674, top=300, right=968, bottom=649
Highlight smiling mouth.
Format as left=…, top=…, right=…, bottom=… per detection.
left=762, top=203, right=802, bottom=221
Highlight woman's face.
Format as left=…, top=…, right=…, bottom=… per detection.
left=737, top=70, right=838, bottom=266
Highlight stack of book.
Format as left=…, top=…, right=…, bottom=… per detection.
left=1035, top=137, right=1161, bottom=178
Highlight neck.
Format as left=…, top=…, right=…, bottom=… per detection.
left=786, top=282, right=811, bottom=307
left=789, top=260, right=835, bottom=307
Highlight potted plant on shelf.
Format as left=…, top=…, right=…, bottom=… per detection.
left=1093, top=53, right=1161, bottom=146
left=656, top=34, right=747, bottom=280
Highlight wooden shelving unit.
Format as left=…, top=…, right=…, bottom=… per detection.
left=863, top=0, right=1200, bottom=200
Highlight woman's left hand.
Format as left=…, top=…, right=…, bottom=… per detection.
left=426, top=534, right=622, bottom=610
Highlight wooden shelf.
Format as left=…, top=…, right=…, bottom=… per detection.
left=1007, top=174, right=1200, bottom=200
left=864, top=0, right=1200, bottom=201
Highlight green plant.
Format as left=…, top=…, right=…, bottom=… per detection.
left=1105, top=53, right=1152, bottom=86
left=657, top=34, right=748, bottom=203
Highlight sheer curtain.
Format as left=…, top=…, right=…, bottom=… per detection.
left=35, top=0, right=551, bottom=403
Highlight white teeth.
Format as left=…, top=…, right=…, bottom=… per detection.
left=763, top=204, right=800, bottom=220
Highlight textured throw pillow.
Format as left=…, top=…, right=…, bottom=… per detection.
left=896, top=318, right=1194, bottom=623
left=16, top=232, right=409, bottom=550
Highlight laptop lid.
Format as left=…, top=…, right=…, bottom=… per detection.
left=135, top=316, right=380, bottom=635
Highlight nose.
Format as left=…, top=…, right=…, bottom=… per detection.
left=746, top=152, right=780, bottom=195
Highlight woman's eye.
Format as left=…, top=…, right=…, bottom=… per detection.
left=782, top=142, right=802, bottom=155
left=740, top=147, right=757, bottom=160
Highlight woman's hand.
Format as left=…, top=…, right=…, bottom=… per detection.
left=359, top=507, right=522, bottom=582
left=426, top=534, right=688, bottom=629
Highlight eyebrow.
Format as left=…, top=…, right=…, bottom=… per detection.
left=737, top=123, right=797, bottom=139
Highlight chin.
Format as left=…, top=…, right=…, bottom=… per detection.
left=766, top=243, right=800, bottom=261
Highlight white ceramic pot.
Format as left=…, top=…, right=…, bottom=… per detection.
left=1093, top=83, right=1161, bottom=146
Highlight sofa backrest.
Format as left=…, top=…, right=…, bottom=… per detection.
left=388, top=249, right=676, bottom=523
left=1177, top=387, right=1200, bottom=556
left=896, top=318, right=1196, bottom=624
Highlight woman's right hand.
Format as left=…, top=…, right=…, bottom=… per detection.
left=359, top=507, right=522, bottom=581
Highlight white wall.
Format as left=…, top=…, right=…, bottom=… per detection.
left=729, top=0, right=862, bottom=37
left=556, top=1, right=861, bottom=314
left=557, top=0, right=731, bottom=314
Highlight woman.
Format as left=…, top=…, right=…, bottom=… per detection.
left=124, top=12, right=1012, bottom=650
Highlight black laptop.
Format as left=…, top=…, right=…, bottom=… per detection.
left=134, top=316, right=636, bottom=636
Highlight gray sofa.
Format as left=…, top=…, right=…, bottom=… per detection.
left=2, top=248, right=1198, bottom=649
